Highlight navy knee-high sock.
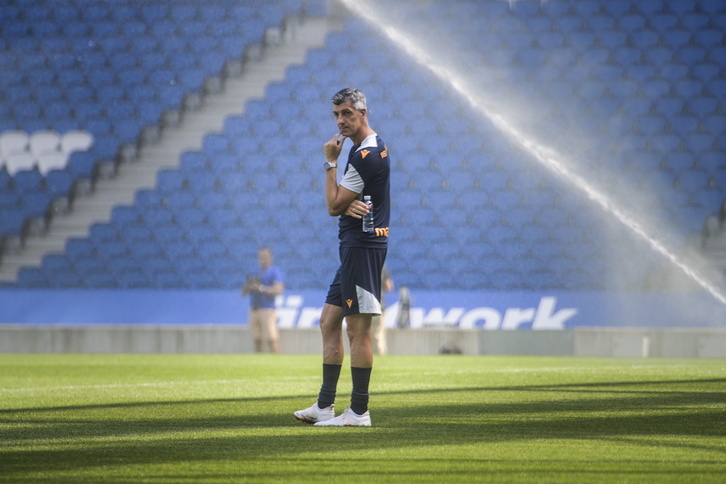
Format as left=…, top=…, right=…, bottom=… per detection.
left=317, top=363, right=342, bottom=409
left=350, top=366, right=372, bottom=415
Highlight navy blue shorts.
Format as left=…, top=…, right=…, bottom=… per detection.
left=325, top=247, right=387, bottom=316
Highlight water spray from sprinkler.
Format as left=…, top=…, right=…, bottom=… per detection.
left=338, top=0, right=726, bottom=307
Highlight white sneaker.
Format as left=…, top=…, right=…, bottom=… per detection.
left=314, top=407, right=371, bottom=427
left=293, top=403, right=335, bottom=424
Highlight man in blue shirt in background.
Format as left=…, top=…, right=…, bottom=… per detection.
left=242, top=247, right=284, bottom=354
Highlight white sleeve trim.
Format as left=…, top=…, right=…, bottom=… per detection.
left=340, top=164, right=364, bottom=194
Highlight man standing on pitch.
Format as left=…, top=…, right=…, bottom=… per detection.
left=294, top=88, right=390, bottom=427
left=241, top=247, right=284, bottom=354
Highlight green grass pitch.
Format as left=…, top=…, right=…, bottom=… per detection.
left=1, top=354, right=724, bottom=483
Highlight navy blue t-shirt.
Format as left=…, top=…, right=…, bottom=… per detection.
left=338, top=133, right=390, bottom=248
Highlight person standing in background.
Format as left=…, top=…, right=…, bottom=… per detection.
left=372, top=266, right=394, bottom=355
left=396, top=285, right=412, bottom=329
left=242, top=247, right=284, bottom=354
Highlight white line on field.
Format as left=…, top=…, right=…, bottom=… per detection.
left=2, top=365, right=708, bottom=393
left=0, top=376, right=318, bottom=393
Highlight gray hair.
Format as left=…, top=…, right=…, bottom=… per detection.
left=331, top=87, right=367, bottom=111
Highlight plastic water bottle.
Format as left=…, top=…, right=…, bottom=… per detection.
left=362, top=195, right=374, bottom=232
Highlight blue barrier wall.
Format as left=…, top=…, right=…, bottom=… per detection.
left=1, top=290, right=723, bottom=329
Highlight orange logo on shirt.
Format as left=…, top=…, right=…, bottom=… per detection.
left=346, top=299, right=353, bottom=308
left=361, top=149, right=370, bottom=159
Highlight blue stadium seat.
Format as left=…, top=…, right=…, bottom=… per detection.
left=153, top=270, right=185, bottom=288
left=157, top=170, right=187, bottom=193
left=175, top=208, right=207, bottom=229
left=683, top=133, right=714, bottom=153
left=702, top=114, right=726, bottom=135
left=681, top=11, right=710, bottom=32
left=117, top=270, right=153, bottom=289
left=105, top=255, right=139, bottom=277
left=648, top=133, right=681, bottom=153
left=687, top=95, right=718, bottom=117
left=691, top=62, right=720, bottom=82
left=125, top=225, right=154, bottom=244
left=187, top=172, right=218, bottom=195
left=110, top=206, right=141, bottom=228
left=185, top=224, right=217, bottom=245
left=179, top=151, right=209, bottom=172
left=654, top=97, right=685, bottom=117
left=152, top=225, right=184, bottom=246
left=96, top=241, right=128, bottom=260
left=117, top=67, right=147, bottom=88
left=675, top=169, right=708, bottom=194
left=590, top=97, right=620, bottom=117
left=668, top=114, right=700, bottom=135
left=12, top=102, right=42, bottom=121
left=636, top=114, right=667, bottom=137
left=218, top=173, right=250, bottom=197
left=202, top=134, right=229, bottom=154
left=12, top=170, right=44, bottom=191
left=196, top=191, right=229, bottom=212
left=136, top=200, right=172, bottom=225
left=141, top=4, right=169, bottom=21
left=177, top=68, right=206, bottom=90
left=695, top=28, right=723, bottom=49
left=17, top=268, right=49, bottom=288
left=89, top=20, right=118, bottom=38
left=490, top=188, right=521, bottom=210
left=44, top=101, right=73, bottom=121
left=712, top=161, right=726, bottom=188
left=0, top=192, right=19, bottom=210
left=693, top=188, right=725, bottom=211
left=167, top=191, right=196, bottom=209
left=197, top=50, right=229, bottom=76
left=186, top=268, right=219, bottom=288
left=71, top=253, right=106, bottom=275
left=201, top=241, right=229, bottom=260
left=678, top=45, right=707, bottom=65
left=84, top=272, right=119, bottom=288
left=133, top=190, right=163, bottom=210
left=86, top=223, right=118, bottom=244
left=42, top=254, right=73, bottom=274
left=113, top=119, right=143, bottom=144
left=48, top=269, right=84, bottom=288
left=154, top=84, right=184, bottom=109
left=129, top=241, right=163, bottom=261
left=20, top=190, right=52, bottom=217
left=169, top=255, right=206, bottom=276
left=676, top=203, right=711, bottom=232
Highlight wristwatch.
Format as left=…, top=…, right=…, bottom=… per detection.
left=324, top=161, right=337, bottom=171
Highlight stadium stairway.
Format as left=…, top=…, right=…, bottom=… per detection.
left=0, top=15, right=338, bottom=283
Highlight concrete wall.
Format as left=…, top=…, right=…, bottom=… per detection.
left=1, top=325, right=725, bottom=357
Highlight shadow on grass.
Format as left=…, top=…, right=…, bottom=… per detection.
left=1, top=378, right=724, bottom=477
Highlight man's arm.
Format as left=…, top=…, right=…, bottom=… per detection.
left=326, top=171, right=359, bottom=216
left=323, top=132, right=360, bottom=216
left=258, top=280, right=284, bottom=297
left=241, top=276, right=257, bottom=295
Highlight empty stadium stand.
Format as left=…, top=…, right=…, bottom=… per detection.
left=0, top=0, right=724, bottom=292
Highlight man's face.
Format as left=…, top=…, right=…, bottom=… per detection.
left=332, top=102, right=365, bottom=138
left=257, top=249, right=272, bottom=269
